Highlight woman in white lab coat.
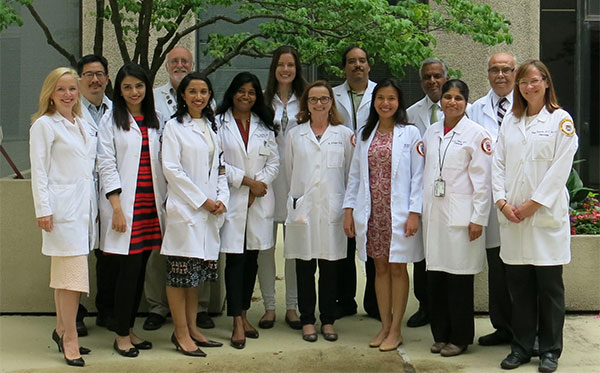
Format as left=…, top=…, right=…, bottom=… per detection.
left=421, top=79, right=492, bottom=357
left=493, top=60, right=578, bottom=372
left=30, top=67, right=94, bottom=367
left=343, top=78, right=424, bottom=351
left=215, top=72, right=279, bottom=349
left=97, top=63, right=166, bottom=357
left=256, top=46, right=306, bottom=330
left=285, top=80, right=354, bottom=342
left=161, top=73, right=228, bottom=356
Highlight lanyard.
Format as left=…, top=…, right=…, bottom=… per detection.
left=437, top=132, right=455, bottom=178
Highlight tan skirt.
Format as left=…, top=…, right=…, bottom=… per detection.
left=50, top=255, right=89, bottom=294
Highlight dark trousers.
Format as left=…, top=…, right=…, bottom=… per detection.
left=364, top=256, right=379, bottom=318
left=296, top=258, right=339, bottom=325
left=506, top=264, right=564, bottom=358
left=113, top=250, right=151, bottom=336
left=336, top=237, right=357, bottom=312
left=413, top=259, right=429, bottom=314
left=225, top=248, right=259, bottom=317
left=95, top=248, right=119, bottom=319
left=486, top=247, right=512, bottom=339
left=427, top=271, right=475, bottom=346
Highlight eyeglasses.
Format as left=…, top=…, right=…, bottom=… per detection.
left=488, top=67, right=514, bottom=75
left=168, top=58, right=191, bottom=66
left=81, top=71, right=106, bottom=79
left=518, top=78, right=545, bottom=87
left=307, top=96, right=332, bottom=104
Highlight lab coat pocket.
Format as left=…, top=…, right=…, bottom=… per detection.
left=445, top=148, right=468, bottom=170
left=49, top=184, right=78, bottom=223
left=286, top=195, right=308, bottom=225
left=327, top=148, right=344, bottom=168
left=328, top=193, right=344, bottom=223
left=531, top=196, right=566, bottom=229
left=448, top=194, right=473, bottom=227
left=531, top=138, right=554, bottom=161
left=166, top=197, right=198, bottom=225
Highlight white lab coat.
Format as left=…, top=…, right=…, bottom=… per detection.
left=154, top=82, right=178, bottom=120
left=80, top=95, right=112, bottom=250
left=284, top=123, right=354, bottom=261
left=97, top=110, right=167, bottom=255
left=271, top=93, right=300, bottom=222
left=333, top=80, right=377, bottom=132
left=216, top=110, right=279, bottom=253
left=492, top=108, right=578, bottom=265
left=468, top=89, right=513, bottom=249
left=407, top=95, right=445, bottom=137
left=422, top=116, right=492, bottom=274
left=30, top=113, right=95, bottom=256
left=343, top=123, right=425, bottom=263
left=160, top=115, right=229, bottom=260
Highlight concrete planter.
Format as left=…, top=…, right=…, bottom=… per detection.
left=475, top=234, right=600, bottom=312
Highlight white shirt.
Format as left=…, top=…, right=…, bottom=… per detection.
left=492, top=108, right=578, bottom=265
left=284, top=123, right=354, bottom=260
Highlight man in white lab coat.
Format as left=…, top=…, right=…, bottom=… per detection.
left=76, top=54, right=113, bottom=335
left=405, top=57, right=448, bottom=328
left=332, top=46, right=378, bottom=319
left=144, top=46, right=216, bottom=331
left=467, top=52, right=516, bottom=347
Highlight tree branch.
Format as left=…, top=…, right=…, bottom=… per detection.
left=25, top=4, right=77, bottom=67
left=108, top=0, right=131, bottom=64
left=201, top=33, right=266, bottom=76
left=133, top=0, right=153, bottom=68
left=150, top=5, right=192, bottom=76
left=93, top=0, right=104, bottom=56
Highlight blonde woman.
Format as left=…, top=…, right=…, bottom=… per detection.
left=30, top=67, right=96, bottom=367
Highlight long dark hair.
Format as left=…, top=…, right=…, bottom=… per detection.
left=264, top=46, right=306, bottom=105
left=216, top=72, right=277, bottom=134
left=361, top=78, right=408, bottom=141
left=173, top=72, right=216, bottom=131
left=112, top=63, right=159, bottom=130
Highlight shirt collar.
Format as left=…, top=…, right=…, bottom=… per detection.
left=490, top=89, right=513, bottom=108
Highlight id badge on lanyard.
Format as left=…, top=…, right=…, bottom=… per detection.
left=435, top=132, right=455, bottom=197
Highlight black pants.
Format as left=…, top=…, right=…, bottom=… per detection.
left=296, top=258, right=339, bottom=325
left=113, top=250, right=151, bottom=336
left=486, top=247, right=512, bottom=340
left=336, top=237, right=357, bottom=312
left=225, top=248, right=259, bottom=317
left=363, top=256, right=379, bottom=318
left=427, top=271, right=474, bottom=346
left=413, top=258, right=428, bottom=314
left=506, top=264, right=564, bottom=358
left=95, top=249, right=119, bottom=319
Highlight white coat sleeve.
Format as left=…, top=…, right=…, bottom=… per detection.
left=343, top=130, right=354, bottom=185
left=161, top=122, right=207, bottom=210
left=531, top=113, right=579, bottom=207
left=343, top=133, right=361, bottom=209
left=492, top=121, right=508, bottom=203
left=255, top=131, right=279, bottom=185
left=29, top=118, right=54, bottom=218
left=97, top=114, right=122, bottom=197
left=284, top=129, right=294, bottom=186
left=408, top=127, right=424, bottom=214
left=467, top=129, right=492, bottom=226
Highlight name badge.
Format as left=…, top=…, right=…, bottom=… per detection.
left=434, top=178, right=446, bottom=197
left=259, top=145, right=270, bottom=156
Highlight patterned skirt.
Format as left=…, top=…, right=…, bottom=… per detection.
left=166, top=256, right=218, bottom=288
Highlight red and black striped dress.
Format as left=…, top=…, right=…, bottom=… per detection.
left=129, top=116, right=162, bottom=254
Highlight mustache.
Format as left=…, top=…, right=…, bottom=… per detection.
left=353, top=66, right=364, bottom=72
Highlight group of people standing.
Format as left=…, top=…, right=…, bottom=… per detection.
left=29, top=43, right=577, bottom=373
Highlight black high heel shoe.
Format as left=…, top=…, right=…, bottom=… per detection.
left=52, top=330, right=91, bottom=354
left=59, top=337, right=85, bottom=367
left=171, top=333, right=206, bottom=357
left=191, top=335, right=223, bottom=348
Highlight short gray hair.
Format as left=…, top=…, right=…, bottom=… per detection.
left=419, top=58, right=448, bottom=79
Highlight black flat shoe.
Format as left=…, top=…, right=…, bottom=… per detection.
left=196, top=312, right=215, bottom=329
left=143, top=313, right=166, bottom=331
left=133, top=340, right=152, bottom=350
left=285, top=315, right=302, bottom=330
left=113, top=340, right=139, bottom=358
left=478, top=331, right=511, bottom=346
left=302, top=332, right=318, bottom=342
left=244, top=329, right=259, bottom=339
left=60, top=337, right=85, bottom=367
left=539, top=352, right=558, bottom=372
left=191, top=336, right=223, bottom=348
left=171, top=333, right=206, bottom=357
left=320, top=325, right=338, bottom=342
left=230, top=338, right=246, bottom=349
left=406, top=308, right=429, bottom=327
left=501, top=352, right=531, bottom=370
left=258, top=317, right=275, bottom=329
left=52, top=329, right=91, bottom=354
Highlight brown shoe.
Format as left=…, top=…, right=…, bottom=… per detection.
left=440, top=343, right=468, bottom=357
left=430, top=342, right=447, bottom=353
